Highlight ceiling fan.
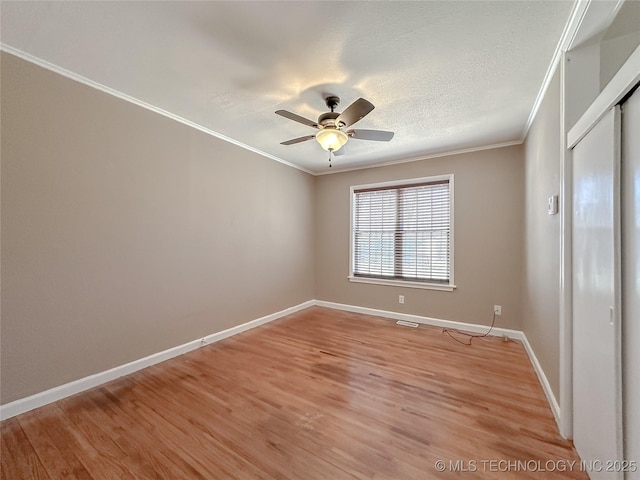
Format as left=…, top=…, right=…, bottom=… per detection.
left=276, top=96, right=394, bottom=167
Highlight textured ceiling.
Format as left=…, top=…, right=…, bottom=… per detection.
left=1, top=1, right=574, bottom=174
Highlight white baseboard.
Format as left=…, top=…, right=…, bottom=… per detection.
left=519, top=333, right=561, bottom=427
left=313, top=300, right=561, bottom=430
left=313, top=300, right=524, bottom=339
left=1, top=298, right=562, bottom=434
left=0, top=300, right=314, bottom=421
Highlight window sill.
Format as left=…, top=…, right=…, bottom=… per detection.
left=348, top=276, right=456, bottom=291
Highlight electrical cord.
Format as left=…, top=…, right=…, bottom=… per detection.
left=443, top=312, right=497, bottom=345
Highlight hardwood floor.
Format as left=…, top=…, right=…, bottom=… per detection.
left=1, top=306, right=587, bottom=479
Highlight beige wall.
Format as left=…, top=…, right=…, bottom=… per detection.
left=0, top=53, right=315, bottom=404
left=0, top=51, right=545, bottom=408
left=600, top=0, right=640, bottom=90
left=315, top=146, right=525, bottom=330
left=522, top=69, right=561, bottom=399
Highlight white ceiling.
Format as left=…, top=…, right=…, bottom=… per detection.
left=1, top=1, right=575, bottom=174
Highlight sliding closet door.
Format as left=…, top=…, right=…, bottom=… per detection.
left=572, top=106, right=623, bottom=480
left=622, top=88, right=640, bottom=480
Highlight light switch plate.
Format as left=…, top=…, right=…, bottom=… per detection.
left=548, top=195, right=559, bottom=215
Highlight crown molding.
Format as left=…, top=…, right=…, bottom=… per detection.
left=3, top=0, right=581, bottom=181
left=0, top=44, right=314, bottom=176
left=521, top=0, right=592, bottom=140
left=0, top=48, right=523, bottom=178
left=314, top=140, right=523, bottom=176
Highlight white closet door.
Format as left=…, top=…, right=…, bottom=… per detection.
left=622, top=88, right=640, bottom=480
left=572, top=106, right=623, bottom=480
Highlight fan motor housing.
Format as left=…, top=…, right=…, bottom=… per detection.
left=318, top=111, right=340, bottom=127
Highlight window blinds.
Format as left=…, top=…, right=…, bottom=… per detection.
left=353, top=179, right=451, bottom=283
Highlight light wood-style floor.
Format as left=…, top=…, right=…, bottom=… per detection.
left=1, top=307, right=586, bottom=479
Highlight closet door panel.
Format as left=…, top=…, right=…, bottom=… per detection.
left=622, top=88, right=640, bottom=480
left=572, top=106, right=622, bottom=480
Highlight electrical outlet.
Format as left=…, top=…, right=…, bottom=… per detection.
left=399, top=295, right=405, bottom=304
left=494, top=305, right=502, bottom=316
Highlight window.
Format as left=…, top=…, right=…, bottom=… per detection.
left=349, top=175, right=454, bottom=291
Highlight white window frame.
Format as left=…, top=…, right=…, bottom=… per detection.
left=348, top=174, right=455, bottom=291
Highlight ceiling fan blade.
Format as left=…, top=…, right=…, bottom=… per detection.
left=280, top=135, right=316, bottom=146
left=348, top=129, right=394, bottom=141
left=336, top=98, right=375, bottom=128
left=275, top=110, right=319, bottom=128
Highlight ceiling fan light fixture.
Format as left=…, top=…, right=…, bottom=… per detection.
left=316, top=128, right=348, bottom=152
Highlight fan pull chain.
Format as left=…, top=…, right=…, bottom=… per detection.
left=328, top=150, right=333, bottom=168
